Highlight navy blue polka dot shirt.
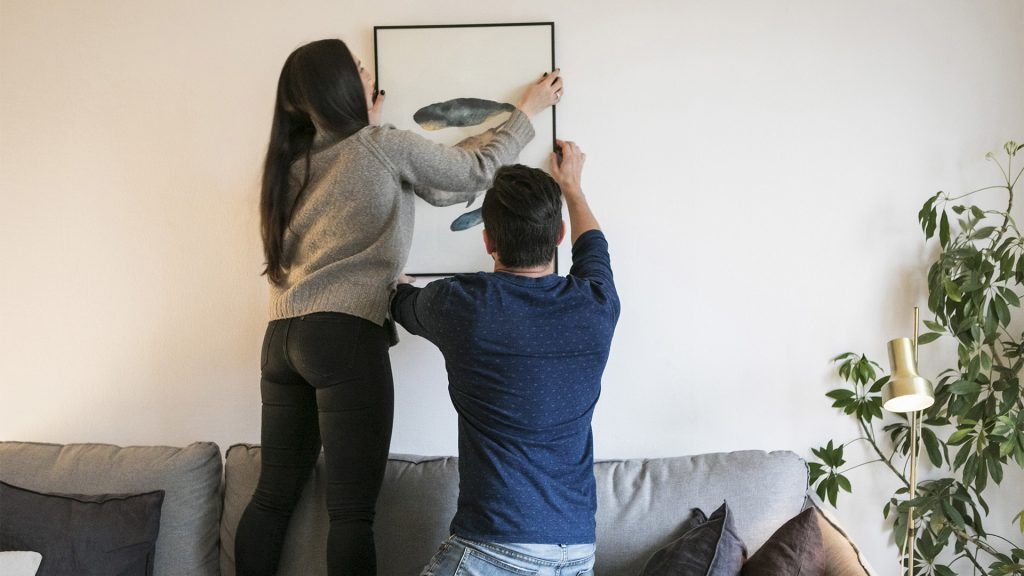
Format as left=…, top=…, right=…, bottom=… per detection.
left=391, top=230, right=620, bottom=544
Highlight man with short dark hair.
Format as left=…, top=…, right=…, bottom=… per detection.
left=391, top=140, right=618, bottom=576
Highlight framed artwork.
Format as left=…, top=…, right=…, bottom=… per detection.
left=374, top=22, right=557, bottom=275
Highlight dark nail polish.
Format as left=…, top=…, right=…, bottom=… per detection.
left=381, top=90, right=385, bottom=95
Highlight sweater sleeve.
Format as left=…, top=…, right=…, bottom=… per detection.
left=367, top=109, right=536, bottom=192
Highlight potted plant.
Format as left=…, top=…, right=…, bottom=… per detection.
left=811, top=141, right=1024, bottom=575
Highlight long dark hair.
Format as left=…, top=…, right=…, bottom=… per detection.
left=261, top=39, right=369, bottom=285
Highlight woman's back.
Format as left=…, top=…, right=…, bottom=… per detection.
left=271, top=113, right=535, bottom=325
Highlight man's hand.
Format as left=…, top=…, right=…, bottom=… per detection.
left=397, top=273, right=416, bottom=285
left=550, top=139, right=599, bottom=243
left=550, top=139, right=586, bottom=197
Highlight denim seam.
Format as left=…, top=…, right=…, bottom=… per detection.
left=460, top=548, right=539, bottom=575
left=453, top=536, right=560, bottom=567
left=557, top=553, right=598, bottom=565
left=281, top=318, right=299, bottom=375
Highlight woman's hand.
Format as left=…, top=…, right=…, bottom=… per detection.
left=369, top=89, right=386, bottom=126
left=515, top=69, right=563, bottom=118
left=397, top=273, right=416, bottom=285
left=549, top=139, right=585, bottom=197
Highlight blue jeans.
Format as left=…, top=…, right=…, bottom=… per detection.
left=420, top=535, right=596, bottom=576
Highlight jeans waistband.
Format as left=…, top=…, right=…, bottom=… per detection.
left=452, top=535, right=596, bottom=566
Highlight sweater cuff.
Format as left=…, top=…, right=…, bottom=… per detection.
left=503, top=108, right=536, bottom=148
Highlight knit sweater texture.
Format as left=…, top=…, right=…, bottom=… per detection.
left=268, top=109, right=535, bottom=324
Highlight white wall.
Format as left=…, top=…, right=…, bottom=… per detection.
left=2, top=1, right=1022, bottom=572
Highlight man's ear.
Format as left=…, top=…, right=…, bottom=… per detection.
left=483, top=228, right=497, bottom=256
left=556, top=220, right=567, bottom=246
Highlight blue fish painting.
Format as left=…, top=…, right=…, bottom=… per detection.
left=413, top=129, right=501, bottom=231
left=413, top=98, right=516, bottom=131
left=449, top=208, right=483, bottom=231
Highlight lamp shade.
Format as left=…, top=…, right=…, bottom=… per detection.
left=882, top=337, right=935, bottom=413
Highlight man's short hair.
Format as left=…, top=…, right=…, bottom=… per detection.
left=482, top=164, right=563, bottom=268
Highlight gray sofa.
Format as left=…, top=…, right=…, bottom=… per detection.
left=0, top=442, right=877, bottom=576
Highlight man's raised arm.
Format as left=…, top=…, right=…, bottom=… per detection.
left=550, top=139, right=600, bottom=243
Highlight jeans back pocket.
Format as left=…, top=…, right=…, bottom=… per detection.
left=456, top=548, right=540, bottom=576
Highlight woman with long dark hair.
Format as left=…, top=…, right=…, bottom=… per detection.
left=235, top=39, right=562, bottom=575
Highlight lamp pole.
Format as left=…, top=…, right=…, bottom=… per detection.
left=907, top=306, right=920, bottom=576
left=883, top=307, right=934, bottom=576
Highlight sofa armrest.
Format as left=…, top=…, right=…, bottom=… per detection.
left=803, top=497, right=879, bottom=576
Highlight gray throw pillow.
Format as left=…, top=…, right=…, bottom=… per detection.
left=0, top=481, right=164, bottom=576
left=641, top=501, right=748, bottom=576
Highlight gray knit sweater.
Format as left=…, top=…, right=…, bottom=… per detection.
left=269, top=109, right=535, bottom=325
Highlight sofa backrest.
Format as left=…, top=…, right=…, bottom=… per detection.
left=220, top=447, right=808, bottom=576
left=0, top=441, right=222, bottom=576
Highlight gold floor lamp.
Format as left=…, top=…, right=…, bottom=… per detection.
left=881, top=307, right=936, bottom=576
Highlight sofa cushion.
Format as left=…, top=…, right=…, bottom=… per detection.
left=594, top=450, right=808, bottom=576
left=640, top=502, right=747, bottom=576
left=221, top=445, right=459, bottom=576
left=0, top=481, right=165, bottom=576
left=806, top=500, right=876, bottom=576
left=0, top=442, right=221, bottom=576
left=221, top=448, right=807, bottom=576
left=742, top=507, right=824, bottom=575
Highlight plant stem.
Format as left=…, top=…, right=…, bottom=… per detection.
left=946, top=185, right=1009, bottom=201
left=839, top=459, right=884, bottom=474
left=859, top=417, right=909, bottom=486
left=952, top=525, right=1003, bottom=559
left=962, top=545, right=990, bottom=575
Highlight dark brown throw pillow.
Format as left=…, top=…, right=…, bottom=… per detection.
left=0, top=480, right=164, bottom=576
left=741, top=508, right=825, bottom=576
left=641, top=501, right=748, bottom=576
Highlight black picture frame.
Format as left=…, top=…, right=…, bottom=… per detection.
left=373, top=22, right=558, bottom=276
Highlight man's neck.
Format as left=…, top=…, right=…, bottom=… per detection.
left=493, top=261, right=555, bottom=278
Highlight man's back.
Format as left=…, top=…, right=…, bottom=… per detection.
left=392, top=230, right=619, bottom=544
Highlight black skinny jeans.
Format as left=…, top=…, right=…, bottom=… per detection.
left=235, top=312, right=394, bottom=576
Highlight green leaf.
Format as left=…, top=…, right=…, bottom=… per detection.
left=993, top=295, right=1011, bottom=327
left=989, top=453, right=1004, bottom=484
left=836, top=474, right=852, bottom=493
left=941, top=500, right=966, bottom=529
left=967, top=355, right=981, bottom=383
left=826, top=389, right=855, bottom=400
left=922, top=427, right=943, bottom=467
left=948, top=428, right=973, bottom=445
left=950, top=380, right=981, bottom=395
left=917, top=332, right=942, bottom=345
left=815, top=478, right=827, bottom=503
left=939, top=210, right=950, bottom=247
left=970, top=226, right=996, bottom=240
left=943, top=278, right=963, bottom=302
left=826, top=475, right=838, bottom=506
left=998, top=287, right=1020, bottom=307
